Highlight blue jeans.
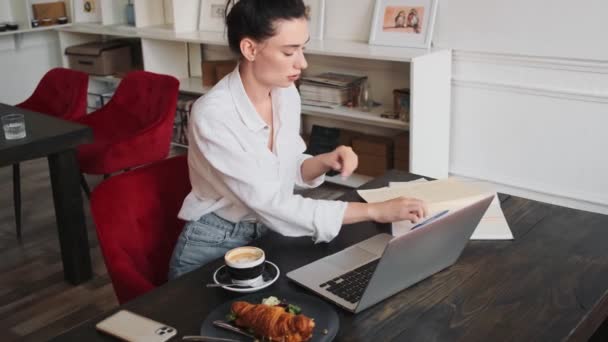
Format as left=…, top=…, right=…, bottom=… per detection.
left=168, top=213, right=268, bottom=280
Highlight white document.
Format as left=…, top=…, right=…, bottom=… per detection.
left=357, top=178, right=514, bottom=240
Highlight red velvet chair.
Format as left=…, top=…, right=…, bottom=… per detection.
left=77, top=71, right=179, bottom=194
left=90, top=155, right=190, bottom=304
left=17, top=67, right=89, bottom=120
left=12, top=68, right=88, bottom=239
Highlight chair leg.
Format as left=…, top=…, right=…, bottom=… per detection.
left=80, top=173, right=91, bottom=199
left=13, top=164, right=22, bottom=240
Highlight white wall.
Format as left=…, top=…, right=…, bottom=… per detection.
left=0, top=32, right=62, bottom=104
left=435, top=0, right=608, bottom=60
left=434, top=0, right=608, bottom=210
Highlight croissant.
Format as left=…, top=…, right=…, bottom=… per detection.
left=231, top=301, right=315, bottom=342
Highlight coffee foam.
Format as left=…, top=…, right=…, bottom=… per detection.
left=225, top=247, right=265, bottom=268
left=229, top=252, right=262, bottom=264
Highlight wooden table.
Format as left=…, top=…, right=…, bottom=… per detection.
left=0, top=103, right=93, bottom=285
left=50, top=170, right=608, bottom=340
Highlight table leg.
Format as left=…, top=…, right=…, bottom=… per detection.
left=48, top=149, right=92, bottom=285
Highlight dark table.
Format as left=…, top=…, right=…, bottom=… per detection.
left=51, top=170, right=608, bottom=341
left=1, top=103, right=93, bottom=285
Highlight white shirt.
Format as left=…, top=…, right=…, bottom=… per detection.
left=178, top=67, right=348, bottom=243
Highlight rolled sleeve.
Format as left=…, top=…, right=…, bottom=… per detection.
left=312, top=200, right=348, bottom=243
left=295, top=153, right=325, bottom=189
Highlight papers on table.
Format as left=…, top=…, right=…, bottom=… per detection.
left=357, top=178, right=513, bottom=240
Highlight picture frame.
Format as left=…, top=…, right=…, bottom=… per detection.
left=393, top=88, right=410, bottom=122
left=72, top=0, right=101, bottom=23
left=199, top=0, right=230, bottom=33
left=303, top=0, right=325, bottom=40
left=368, top=0, right=438, bottom=48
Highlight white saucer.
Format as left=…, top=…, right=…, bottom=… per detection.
left=212, top=260, right=280, bottom=293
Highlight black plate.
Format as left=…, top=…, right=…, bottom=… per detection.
left=200, top=291, right=339, bottom=341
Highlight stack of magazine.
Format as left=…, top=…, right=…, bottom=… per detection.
left=299, top=72, right=367, bottom=108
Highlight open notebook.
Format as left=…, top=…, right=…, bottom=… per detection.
left=358, top=178, right=513, bottom=240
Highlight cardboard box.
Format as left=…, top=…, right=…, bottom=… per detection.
left=202, top=60, right=237, bottom=87
left=393, top=132, right=409, bottom=159
left=393, top=132, right=409, bottom=171
left=66, top=41, right=132, bottom=76
left=352, top=135, right=394, bottom=177
left=352, top=135, right=394, bottom=157
left=356, top=154, right=392, bottom=177
left=338, top=129, right=364, bottom=147
left=394, top=158, right=409, bottom=171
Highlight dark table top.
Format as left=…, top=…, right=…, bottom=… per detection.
left=0, top=103, right=92, bottom=166
left=51, top=170, right=608, bottom=341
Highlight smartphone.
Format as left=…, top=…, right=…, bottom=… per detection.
left=95, top=310, right=177, bottom=342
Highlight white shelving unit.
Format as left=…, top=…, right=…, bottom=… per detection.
left=56, top=1, right=452, bottom=184
left=0, top=0, right=72, bottom=35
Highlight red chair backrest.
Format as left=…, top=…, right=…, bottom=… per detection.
left=104, top=70, right=179, bottom=131
left=17, top=67, right=88, bottom=120
left=75, top=70, right=180, bottom=175
left=90, top=155, right=190, bottom=304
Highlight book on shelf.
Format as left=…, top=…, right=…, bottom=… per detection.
left=299, top=72, right=367, bottom=106
left=301, top=99, right=343, bottom=109
left=300, top=72, right=367, bottom=88
left=299, top=87, right=350, bottom=104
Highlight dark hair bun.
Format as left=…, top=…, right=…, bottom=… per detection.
left=225, top=0, right=307, bottom=56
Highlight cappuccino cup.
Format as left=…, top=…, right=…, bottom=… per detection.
left=224, top=246, right=265, bottom=285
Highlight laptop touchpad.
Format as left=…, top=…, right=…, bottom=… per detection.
left=326, top=247, right=377, bottom=270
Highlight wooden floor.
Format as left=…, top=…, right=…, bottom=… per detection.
left=0, top=147, right=348, bottom=341
left=1, top=148, right=606, bottom=341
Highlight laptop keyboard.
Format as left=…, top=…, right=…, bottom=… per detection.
left=319, top=259, right=380, bottom=304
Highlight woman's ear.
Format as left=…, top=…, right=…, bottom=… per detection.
left=240, top=38, right=257, bottom=62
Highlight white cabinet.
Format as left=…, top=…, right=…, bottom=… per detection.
left=56, top=2, right=452, bottom=183
left=410, top=50, right=451, bottom=180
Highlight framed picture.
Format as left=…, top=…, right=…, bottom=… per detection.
left=303, top=0, right=325, bottom=40
left=73, top=0, right=101, bottom=23
left=369, top=0, right=438, bottom=48
left=393, top=88, right=410, bottom=122
left=199, top=0, right=230, bottom=32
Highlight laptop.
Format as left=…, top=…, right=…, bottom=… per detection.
left=287, top=195, right=494, bottom=313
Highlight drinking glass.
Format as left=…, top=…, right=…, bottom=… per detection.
left=2, top=114, right=26, bottom=140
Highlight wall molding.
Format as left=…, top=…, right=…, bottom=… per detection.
left=452, top=78, right=608, bottom=104
left=453, top=49, right=608, bottom=74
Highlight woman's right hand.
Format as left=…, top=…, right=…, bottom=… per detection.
left=368, top=197, right=428, bottom=224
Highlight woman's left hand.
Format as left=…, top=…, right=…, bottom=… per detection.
left=323, top=145, right=358, bottom=178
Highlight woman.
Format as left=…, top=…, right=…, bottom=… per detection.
left=168, top=0, right=427, bottom=279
